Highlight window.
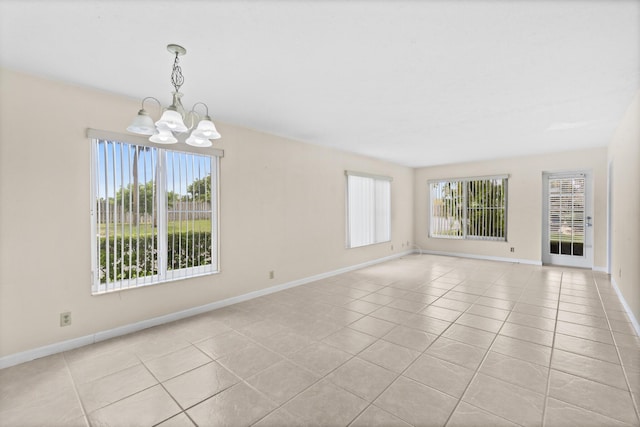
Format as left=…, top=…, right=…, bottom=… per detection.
left=548, top=174, right=585, bottom=256
left=89, top=130, right=221, bottom=294
left=346, top=171, right=391, bottom=248
left=429, top=175, right=507, bottom=241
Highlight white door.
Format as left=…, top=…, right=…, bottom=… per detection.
left=542, top=172, right=593, bottom=268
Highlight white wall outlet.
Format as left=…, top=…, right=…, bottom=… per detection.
left=60, top=312, right=72, bottom=327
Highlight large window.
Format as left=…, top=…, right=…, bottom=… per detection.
left=429, top=175, right=507, bottom=241
left=90, top=131, right=220, bottom=294
left=346, top=171, right=391, bottom=248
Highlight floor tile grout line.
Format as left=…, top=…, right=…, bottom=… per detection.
left=61, top=351, right=90, bottom=425
left=235, top=311, right=386, bottom=426
left=64, top=339, right=166, bottom=419
left=241, top=291, right=443, bottom=427
left=591, top=272, right=640, bottom=424
left=541, top=272, right=640, bottom=425
left=540, top=271, right=564, bottom=427
left=550, top=337, right=625, bottom=365
left=212, top=268, right=536, bottom=422
left=554, top=320, right=623, bottom=345
left=75, top=352, right=161, bottom=423
left=156, top=315, right=331, bottom=425
left=441, top=271, right=544, bottom=427
left=140, top=352, right=202, bottom=425
left=75, top=321, right=274, bottom=424
left=288, top=325, right=412, bottom=425
left=327, top=274, right=480, bottom=426
left=64, top=345, right=143, bottom=386
left=547, top=364, right=636, bottom=393
left=144, top=360, right=194, bottom=427
left=362, top=268, right=549, bottom=425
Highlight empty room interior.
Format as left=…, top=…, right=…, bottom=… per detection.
left=0, top=1, right=639, bottom=426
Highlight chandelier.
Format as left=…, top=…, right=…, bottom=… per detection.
left=126, top=44, right=221, bottom=147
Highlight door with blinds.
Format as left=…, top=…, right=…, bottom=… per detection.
left=542, top=172, right=593, bottom=268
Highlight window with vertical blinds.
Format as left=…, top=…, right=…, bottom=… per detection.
left=89, top=131, right=220, bottom=294
left=429, top=175, right=507, bottom=241
left=346, top=171, right=391, bottom=248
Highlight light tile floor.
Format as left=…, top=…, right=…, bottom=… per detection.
left=1, top=254, right=639, bottom=426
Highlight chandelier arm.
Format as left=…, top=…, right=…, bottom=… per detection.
left=184, top=110, right=200, bottom=131
left=141, top=97, right=163, bottom=118
left=190, top=102, right=210, bottom=118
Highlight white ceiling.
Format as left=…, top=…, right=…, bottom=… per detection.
left=1, top=0, right=638, bottom=167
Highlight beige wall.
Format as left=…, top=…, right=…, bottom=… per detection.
left=0, top=68, right=414, bottom=357
left=608, top=92, right=640, bottom=324
left=414, top=148, right=608, bottom=267
left=0, top=66, right=634, bottom=360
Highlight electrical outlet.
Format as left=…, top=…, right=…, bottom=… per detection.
left=269, top=270, right=275, bottom=279
left=391, top=245, right=394, bottom=251
left=60, top=312, right=72, bottom=327
left=619, top=268, right=622, bottom=278
left=510, top=247, right=515, bottom=253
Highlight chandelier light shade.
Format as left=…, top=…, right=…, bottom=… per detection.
left=185, top=134, right=213, bottom=148
left=192, top=116, right=221, bottom=139
left=156, top=109, right=188, bottom=133
left=149, top=128, right=178, bottom=144
left=127, top=44, right=221, bottom=145
left=126, top=108, right=156, bottom=135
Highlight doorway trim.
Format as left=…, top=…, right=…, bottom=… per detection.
left=542, top=170, right=594, bottom=268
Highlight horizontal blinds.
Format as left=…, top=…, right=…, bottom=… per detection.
left=87, top=128, right=224, bottom=158
left=548, top=175, right=585, bottom=256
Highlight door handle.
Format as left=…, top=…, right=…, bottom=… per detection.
left=587, top=216, right=593, bottom=227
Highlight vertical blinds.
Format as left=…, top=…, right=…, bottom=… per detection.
left=346, top=172, right=391, bottom=248
left=91, top=137, right=218, bottom=294
left=429, top=175, right=507, bottom=241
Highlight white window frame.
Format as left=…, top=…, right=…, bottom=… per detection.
left=346, top=170, right=392, bottom=248
left=428, top=175, right=508, bottom=241
left=88, top=129, right=222, bottom=295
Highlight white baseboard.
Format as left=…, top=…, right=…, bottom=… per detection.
left=418, top=249, right=542, bottom=266
left=0, top=250, right=414, bottom=370
left=611, top=277, right=640, bottom=337
left=0, top=336, right=95, bottom=371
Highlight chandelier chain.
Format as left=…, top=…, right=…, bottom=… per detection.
left=170, top=52, right=184, bottom=92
